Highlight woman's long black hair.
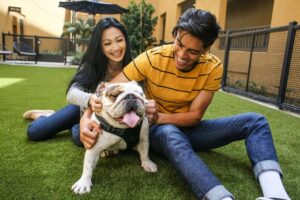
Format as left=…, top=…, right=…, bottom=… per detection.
left=67, top=17, right=132, bottom=93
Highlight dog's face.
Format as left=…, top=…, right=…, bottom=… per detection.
left=97, top=81, right=147, bottom=128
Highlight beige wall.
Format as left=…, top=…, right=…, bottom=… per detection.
left=145, top=0, right=228, bottom=43
left=225, top=0, right=273, bottom=29
left=195, top=0, right=227, bottom=29
left=0, top=0, right=66, bottom=37
left=150, top=0, right=183, bottom=42
left=1, top=0, right=300, bottom=44
left=149, top=0, right=300, bottom=42
left=271, top=0, right=300, bottom=27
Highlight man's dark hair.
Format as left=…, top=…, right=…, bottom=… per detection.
left=172, top=8, right=221, bottom=49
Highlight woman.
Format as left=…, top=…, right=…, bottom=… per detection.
left=23, top=17, right=132, bottom=147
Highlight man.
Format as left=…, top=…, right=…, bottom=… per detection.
left=80, top=8, right=290, bottom=200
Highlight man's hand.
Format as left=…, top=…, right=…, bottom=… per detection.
left=146, top=99, right=159, bottom=124
left=80, top=108, right=101, bottom=149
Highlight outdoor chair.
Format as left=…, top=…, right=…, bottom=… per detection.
left=0, top=44, right=13, bottom=61
left=13, top=41, right=37, bottom=62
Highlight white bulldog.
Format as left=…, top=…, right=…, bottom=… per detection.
left=72, top=81, right=157, bottom=194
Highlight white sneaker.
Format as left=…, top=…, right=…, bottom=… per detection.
left=22, top=109, right=55, bottom=120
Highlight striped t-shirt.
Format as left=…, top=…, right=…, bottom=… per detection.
left=123, top=44, right=223, bottom=114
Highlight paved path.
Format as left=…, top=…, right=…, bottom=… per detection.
left=0, top=60, right=78, bottom=68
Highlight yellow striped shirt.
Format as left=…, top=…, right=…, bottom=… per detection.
left=123, top=44, right=223, bottom=114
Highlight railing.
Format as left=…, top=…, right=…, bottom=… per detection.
left=219, top=26, right=270, bottom=51
left=1, top=33, right=90, bottom=64
left=218, top=22, right=300, bottom=114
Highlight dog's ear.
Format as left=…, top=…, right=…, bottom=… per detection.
left=96, top=82, right=109, bottom=97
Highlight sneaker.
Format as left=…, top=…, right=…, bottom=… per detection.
left=22, top=109, right=55, bottom=120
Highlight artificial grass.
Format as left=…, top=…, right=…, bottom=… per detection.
left=0, top=63, right=299, bottom=200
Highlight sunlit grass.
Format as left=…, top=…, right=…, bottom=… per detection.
left=0, top=77, right=25, bottom=88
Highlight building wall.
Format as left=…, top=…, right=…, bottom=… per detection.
left=149, top=0, right=227, bottom=43
left=148, top=0, right=300, bottom=42
left=0, top=0, right=66, bottom=37
left=225, top=0, right=274, bottom=29
left=1, top=0, right=300, bottom=46
left=0, top=0, right=300, bottom=57
left=195, top=0, right=227, bottom=29
left=271, top=0, right=300, bottom=27
left=149, top=0, right=184, bottom=43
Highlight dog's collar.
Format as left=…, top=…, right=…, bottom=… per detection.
left=95, top=114, right=143, bottom=148
left=95, top=115, right=126, bottom=135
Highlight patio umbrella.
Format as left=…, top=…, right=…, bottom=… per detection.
left=58, top=0, right=128, bottom=15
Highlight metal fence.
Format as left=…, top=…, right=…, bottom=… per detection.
left=217, top=22, right=300, bottom=114
left=1, top=33, right=89, bottom=64
left=219, top=26, right=270, bottom=51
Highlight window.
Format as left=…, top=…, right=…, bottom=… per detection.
left=180, top=0, right=195, bottom=14
left=160, top=13, right=166, bottom=44
left=20, top=19, right=24, bottom=35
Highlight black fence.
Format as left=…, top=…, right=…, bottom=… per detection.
left=218, top=22, right=300, bottom=114
left=219, top=26, right=270, bottom=51
left=1, top=33, right=88, bottom=64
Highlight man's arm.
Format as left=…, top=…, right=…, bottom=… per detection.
left=156, top=90, right=215, bottom=127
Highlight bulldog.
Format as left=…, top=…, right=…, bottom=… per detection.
left=71, top=81, right=157, bottom=194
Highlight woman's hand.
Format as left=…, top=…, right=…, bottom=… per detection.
left=80, top=108, right=101, bottom=149
left=146, top=99, right=159, bottom=125
left=89, top=94, right=102, bottom=113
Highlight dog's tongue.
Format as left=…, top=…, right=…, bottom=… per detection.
left=122, top=111, right=140, bottom=128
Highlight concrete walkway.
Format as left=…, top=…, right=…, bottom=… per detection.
left=0, top=60, right=78, bottom=68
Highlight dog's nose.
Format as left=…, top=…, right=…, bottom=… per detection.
left=125, top=94, right=135, bottom=101
left=125, top=94, right=137, bottom=112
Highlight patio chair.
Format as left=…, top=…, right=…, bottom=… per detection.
left=0, top=44, right=13, bottom=61
left=13, top=41, right=37, bottom=62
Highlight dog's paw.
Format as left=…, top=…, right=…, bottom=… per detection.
left=141, top=160, right=157, bottom=173
left=71, top=177, right=92, bottom=195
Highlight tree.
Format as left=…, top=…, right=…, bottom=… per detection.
left=121, top=0, right=158, bottom=57
left=62, top=16, right=94, bottom=64
left=62, top=16, right=94, bottom=51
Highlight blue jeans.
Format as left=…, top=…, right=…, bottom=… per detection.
left=149, top=112, right=282, bottom=200
left=27, top=104, right=83, bottom=147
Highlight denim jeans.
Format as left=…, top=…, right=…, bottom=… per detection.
left=149, top=112, right=282, bottom=200
left=27, top=104, right=83, bottom=147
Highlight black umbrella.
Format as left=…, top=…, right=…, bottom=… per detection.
left=58, top=0, right=128, bottom=15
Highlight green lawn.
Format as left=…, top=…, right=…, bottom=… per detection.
left=0, top=63, right=299, bottom=200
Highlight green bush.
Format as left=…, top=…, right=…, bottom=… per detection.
left=122, top=0, right=158, bottom=57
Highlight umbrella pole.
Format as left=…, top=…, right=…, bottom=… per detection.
left=72, top=10, right=76, bottom=24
